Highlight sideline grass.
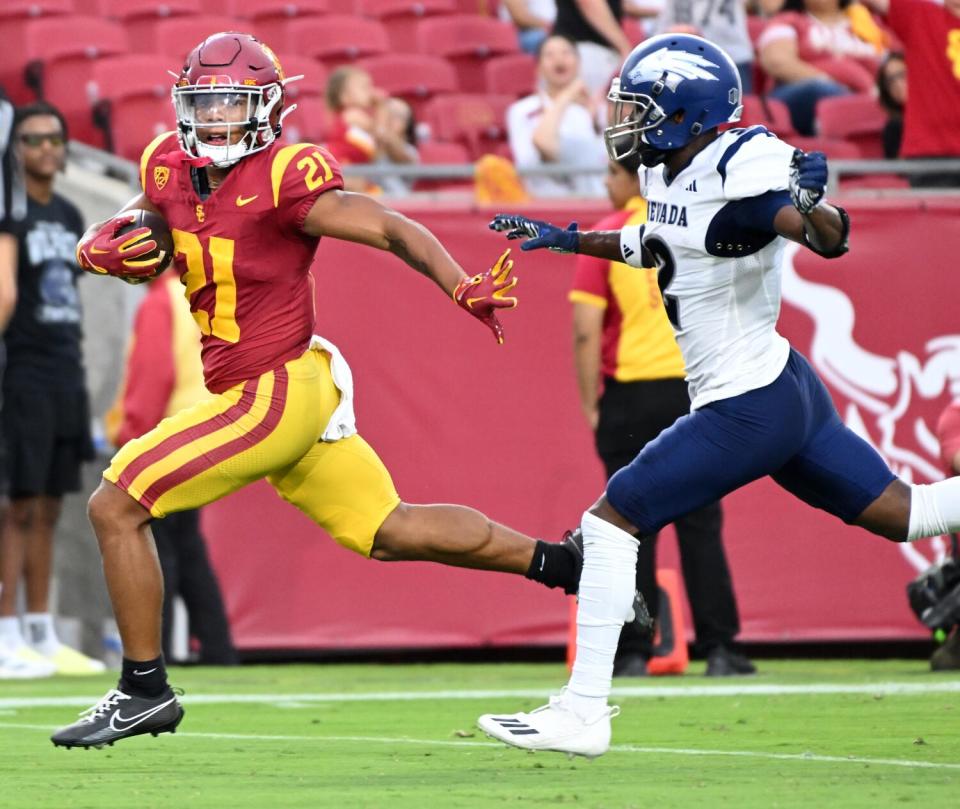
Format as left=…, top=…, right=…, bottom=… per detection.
left=1, top=660, right=957, bottom=808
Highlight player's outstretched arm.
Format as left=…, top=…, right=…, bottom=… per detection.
left=489, top=214, right=625, bottom=261
left=303, top=190, right=517, bottom=343
left=774, top=150, right=849, bottom=259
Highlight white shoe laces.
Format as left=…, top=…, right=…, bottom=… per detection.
left=78, top=689, right=130, bottom=723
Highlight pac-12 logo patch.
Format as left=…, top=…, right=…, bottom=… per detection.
left=154, top=166, right=170, bottom=191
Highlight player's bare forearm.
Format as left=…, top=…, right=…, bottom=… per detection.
left=774, top=204, right=847, bottom=258
left=578, top=230, right=623, bottom=261
left=305, top=190, right=465, bottom=294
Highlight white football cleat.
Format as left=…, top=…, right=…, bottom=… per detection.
left=0, top=645, right=56, bottom=679
left=478, top=692, right=619, bottom=759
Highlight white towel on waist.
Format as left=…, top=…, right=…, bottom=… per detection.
left=309, top=334, right=357, bottom=442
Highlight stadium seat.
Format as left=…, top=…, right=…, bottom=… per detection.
left=275, top=55, right=328, bottom=101
left=0, top=1, right=76, bottom=103
left=0, top=15, right=129, bottom=106
left=483, top=52, right=536, bottom=98
left=145, top=15, right=239, bottom=61
left=219, top=0, right=329, bottom=48
left=281, top=96, right=328, bottom=143
left=738, top=94, right=795, bottom=138
left=357, top=0, right=455, bottom=52
left=790, top=135, right=861, bottom=160
left=87, top=54, right=175, bottom=153
left=416, top=15, right=518, bottom=92
left=0, top=0, right=74, bottom=18
left=422, top=92, right=512, bottom=159
left=280, top=15, right=390, bottom=68
left=413, top=139, right=473, bottom=192
left=356, top=54, right=457, bottom=118
left=816, top=94, right=886, bottom=158
left=73, top=0, right=201, bottom=43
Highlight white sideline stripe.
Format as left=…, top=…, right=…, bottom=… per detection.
left=3, top=722, right=958, bottom=771
left=2, top=680, right=960, bottom=709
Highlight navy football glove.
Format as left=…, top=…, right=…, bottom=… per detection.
left=789, top=149, right=828, bottom=214
left=489, top=214, right=580, bottom=253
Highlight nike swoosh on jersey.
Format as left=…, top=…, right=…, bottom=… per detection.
left=108, top=697, right=177, bottom=732
left=235, top=194, right=259, bottom=207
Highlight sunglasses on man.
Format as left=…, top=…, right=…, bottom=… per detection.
left=19, top=133, right=65, bottom=147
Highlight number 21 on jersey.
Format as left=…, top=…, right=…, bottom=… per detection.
left=171, top=230, right=240, bottom=343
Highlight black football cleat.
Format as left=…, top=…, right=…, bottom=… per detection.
left=51, top=687, right=184, bottom=749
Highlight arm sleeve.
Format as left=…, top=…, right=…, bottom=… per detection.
left=271, top=143, right=345, bottom=233
left=729, top=189, right=794, bottom=235
left=569, top=252, right=610, bottom=309
left=620, top=224, right=646, bottom=267
left=107, top=286, right=176, bottom=447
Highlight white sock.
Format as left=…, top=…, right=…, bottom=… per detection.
left=566, top=511, right=639, bottom=720
left=0, top=616, right=25, bottom=651
left=23, top=613, right=59, bottom=655
left=908, top=479, right=960, bottom=541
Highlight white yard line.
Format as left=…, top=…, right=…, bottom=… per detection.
left=2, top=722, right=957, bottom=771
left=2, top=680, right=960, bottom=710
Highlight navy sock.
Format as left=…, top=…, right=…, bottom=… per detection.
left=120, top=656, right=169, bottom=698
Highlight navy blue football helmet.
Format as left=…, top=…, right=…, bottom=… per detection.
left=604, top=33, right=742, bottom=166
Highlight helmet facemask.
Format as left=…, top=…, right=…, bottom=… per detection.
left=604, top=77, right=674, bottom=166
left=173, top=82, right=283, bottom=168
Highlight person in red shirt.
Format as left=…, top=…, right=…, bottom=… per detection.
left=863, top=0, right=960, bottom=185
left=51, top=32, right=582, bottom=749
left=758, top=0, right=889, bottom=134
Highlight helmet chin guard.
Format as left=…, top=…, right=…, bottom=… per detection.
left=604, top=34, right=742, bottom=166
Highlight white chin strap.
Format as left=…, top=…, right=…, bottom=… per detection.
left=195, top=139, right=248, bottom=168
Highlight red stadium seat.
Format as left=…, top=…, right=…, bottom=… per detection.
left=0, top=0, right=76, bottom=102
left=87, top=54, right=175, bottom=153
left=275, top=55, right=328, bottom=101
left=0, top=15, right=129, bottom=106
left=281, top=96, right=329, bottom=143
left=146, top=15, right=240, bottom=61
left=356, top=0, right=455, bottom=52
left=483, top=52, right=536, bottom=98
left=790, top=135, right=862, bottom=160
left=738, top=94, right=796, bottom=138
left=0, top=0, right=74, bottom=18
left=816, top=94, right=886, bottom=158
left=219, top=0, right=329, bottom=49
left=416, top=15, right=518, bottom=92
left=422, top=92, right=512, bottom=159
left=413, top=139, right=473, bottom=192
left=280, top=15, right=390, bottom=68
left=356, top=54, right=457, bottom=117
left=74, top=0, right=201, bottom=43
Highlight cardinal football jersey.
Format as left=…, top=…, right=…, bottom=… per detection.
left=620, top=126, right=797, bottom=410
left=139, top=133, right=343, bottom=393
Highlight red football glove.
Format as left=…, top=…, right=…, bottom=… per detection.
left=453, top=249, right=518, bottom=344
left=76, top=214, right=165, bottom=282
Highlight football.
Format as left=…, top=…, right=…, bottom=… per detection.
left=115, top=208, right=174, bottom=277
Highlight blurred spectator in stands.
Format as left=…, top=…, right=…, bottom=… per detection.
left=931, top=398, right=960, bottom=671
left=0, top=86, right=31, bottom=680
left=647, top=1, right=756, bottom=93
left=758, top=0, right=888, bottom=135
left=876, top=50, right=906, bottom=158
left=553, top=0, right=634, bottom=95
left=861, top=0, right=960, bottom=187
left=324, top=66, right=383, bottom=192
left=500, top=0, right=558, bottom=54
left=0, top=102, right=102, bottom=677
left=374, top=97, right=420, bottom=196
left=569, top=148, right=754, bottom=678
left=508, top=34, right=608, bottom=197
left=105, top=271, right=237, bottom=666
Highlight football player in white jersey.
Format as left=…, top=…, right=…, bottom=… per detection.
left=478, top=33, right=960, bottom=759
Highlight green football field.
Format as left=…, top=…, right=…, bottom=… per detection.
left=1, top=660, right=958, bottom=808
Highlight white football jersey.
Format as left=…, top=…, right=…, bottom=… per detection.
left=620, top=126, right=797, bottom=410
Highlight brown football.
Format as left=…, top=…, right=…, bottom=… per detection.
left=115, top=209, right=174, bottom=277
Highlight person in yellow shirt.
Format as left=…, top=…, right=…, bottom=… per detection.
left=106, top=271, right=236, bottom=665
left=569, top=153, right=754, bottom=677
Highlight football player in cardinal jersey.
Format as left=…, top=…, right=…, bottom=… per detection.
left=479, top=33, right=960, bottom=758
left=52, top=32, right=584, bottom=749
